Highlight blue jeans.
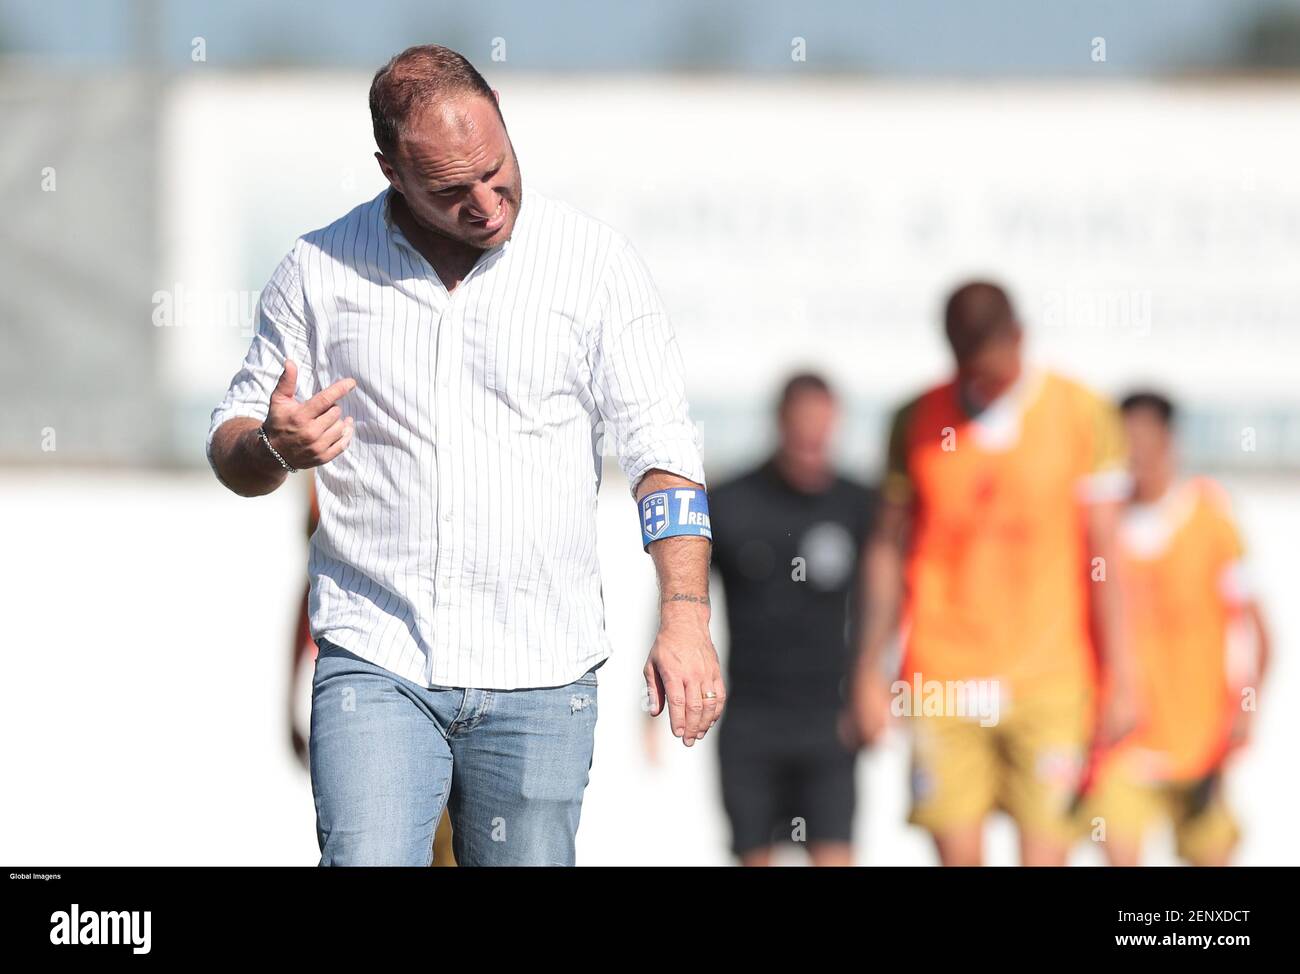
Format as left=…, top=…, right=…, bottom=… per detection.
left=309, top=637, right=600, bottom=866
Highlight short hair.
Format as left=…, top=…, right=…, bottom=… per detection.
left=1120, top=390, right=1176, bottom=427
left=369, top=45, right=498, bottom=155
left=943, top=280, right=1020, bottom=361
left=777, top=372, right=834, bottom=414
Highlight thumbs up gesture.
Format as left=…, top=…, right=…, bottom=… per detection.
left=262, top=360, right=357, bottom=469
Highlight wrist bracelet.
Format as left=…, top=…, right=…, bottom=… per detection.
left=257, top=425, right=297, bottom=473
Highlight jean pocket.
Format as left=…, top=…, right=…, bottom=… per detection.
left=572, top=667, right=599, bottom=688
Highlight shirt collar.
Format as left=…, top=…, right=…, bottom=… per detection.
left=1121, top=478, right=1197, bottom=557
left=959, top=365, right=1038, bottom=417
left=962, top=367, right=1046, bottom=452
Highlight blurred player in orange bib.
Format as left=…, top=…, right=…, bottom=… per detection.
left=1084, top=391, right=1271, bottom=865
left=845, top=281, right=1140, bottom=865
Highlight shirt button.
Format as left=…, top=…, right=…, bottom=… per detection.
left=441, top=511, right=453, bottom=523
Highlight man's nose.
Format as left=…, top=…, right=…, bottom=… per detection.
left=467, top=184, right=496, bottom=217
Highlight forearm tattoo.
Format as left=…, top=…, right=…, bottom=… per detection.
left=663, top=592, right=711, bottom=606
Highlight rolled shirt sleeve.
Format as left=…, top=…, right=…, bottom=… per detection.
left=587, top=236, right=706, bottom=497
left=204, top=245, right=317, bottom=476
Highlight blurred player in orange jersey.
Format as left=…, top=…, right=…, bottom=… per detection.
left=1084, top=391, right=1271, bottom=866
left=845, top=280, right=1140, bottom=866
left=286, top=477, right=458, bottom=865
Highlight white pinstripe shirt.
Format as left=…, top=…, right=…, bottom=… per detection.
left=207, top=186, right=706, bottom=689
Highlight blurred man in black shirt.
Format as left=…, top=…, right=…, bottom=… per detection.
left=709, top=373, right=878, bottom=865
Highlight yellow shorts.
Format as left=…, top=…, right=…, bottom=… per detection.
left=907, top=683, right=1091, bottom=845
left=431, top=810, right=457, bottom=866
left=1085, top=751, right=1239, bottom=864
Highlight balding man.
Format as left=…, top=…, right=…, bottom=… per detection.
left=847, top=281, right=1138, bottom=866
left=206, top=45, right=721, bottom=866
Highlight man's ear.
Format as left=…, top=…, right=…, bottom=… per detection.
left=492, top=88, right=500, bottom=105
left=374, top=151, right=398, bottom=189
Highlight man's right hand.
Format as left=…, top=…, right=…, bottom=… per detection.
left=262, top=360, right=357, bottom=469
left=843, top=671, right=895, bottom=749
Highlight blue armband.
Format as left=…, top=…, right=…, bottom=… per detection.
left=640, top=487, right=711, bottom=551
